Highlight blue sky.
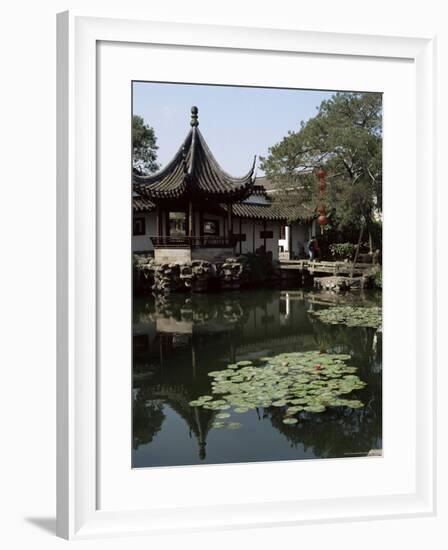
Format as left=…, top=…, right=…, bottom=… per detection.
left=133, top=82, right=335, bottom=176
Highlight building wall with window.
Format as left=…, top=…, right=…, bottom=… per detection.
left=132, top=212, right=157, bottom=253
left=230, top=219, right=281, bottom=260
left=133, top=208, right=312, bottom=261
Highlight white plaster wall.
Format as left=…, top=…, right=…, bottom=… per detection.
left=237, top=220, right=298, bottom=261
left=154, top=247, right=191, bottom=263
left=132, top=212, right=157, bottom=252
left=266, top=222, right=280, bottom=260
left=239, top=220, right=257, bottom=254
left=231, top=219, right=280, bottom=259
left=278, top=225, right=288, bottom=253
left=132, top=211, right=310, bottom=261
left=192, top=247, right=234, bottom=262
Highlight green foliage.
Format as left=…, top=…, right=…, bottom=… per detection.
left=329, top=242, right=356, bottom=260
left=132, top=401, right=165, bottom=448
left=374, top=270, right=382, bottom=290
left=241, top=252, right=276, bottom=285
left=260, top=92, right=382, bottom=235
left=367, top=219, right=383, bottom=252
left=132, top=115, right=160, bottom=174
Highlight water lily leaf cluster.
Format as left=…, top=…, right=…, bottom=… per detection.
left=311, top=306, right=382, bottom=329
left=189, top=352, right=366, bottom=429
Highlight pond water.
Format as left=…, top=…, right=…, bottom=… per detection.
left=132, top=289, right=382, bottom=468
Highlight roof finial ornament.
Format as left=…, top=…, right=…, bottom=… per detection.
left=190, top=105, right=199, bottom=127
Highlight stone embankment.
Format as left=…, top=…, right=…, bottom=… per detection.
left=314, top=275, right=370, bottom=292
left=134, top=256, right=249, bottom=293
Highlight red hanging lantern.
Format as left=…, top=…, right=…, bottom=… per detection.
left=317, top=168, right=327, bottom=179
left=318, top=214, right=328, bottom=226
left=316, top=168, right=328, bottom=233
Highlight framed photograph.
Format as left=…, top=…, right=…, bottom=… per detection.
left=57, top=13, right=436, bottom=539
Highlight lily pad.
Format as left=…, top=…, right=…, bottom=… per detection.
left=311, top=306, right=382, bottom=329
left=190, top=351, right=366, bottom=429
left=212, top=422, right=226, bottom=429
left=286, top=406, right=303, bottom=414
left=227, top=422, right=241, bottom=430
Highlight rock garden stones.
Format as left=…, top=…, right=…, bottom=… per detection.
left=152, top=262, right=184, bottom=294
left=133, top=255, right=266, bottom=293
left=313, top=276, right=362, bottom=292
left=182, top=260, right=216, bottom=292
left=219, top=257, right=247, bottom=290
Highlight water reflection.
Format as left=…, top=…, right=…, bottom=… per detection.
left=132, top=289, right=382, bottom=467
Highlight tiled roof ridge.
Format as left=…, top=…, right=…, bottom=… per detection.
left=133, top=107, right=256, bottom=200
left=133, top=130, right=192, bottom=187
left=195, top=128, right=256, bottom=186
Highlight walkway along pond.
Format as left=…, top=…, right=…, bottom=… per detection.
left=132, top=289, right=382, bottom=468
left=134, top=255, right=381, bottom=294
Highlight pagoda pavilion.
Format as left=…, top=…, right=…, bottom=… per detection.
left=133, top=106, right=315, bottom=263
left=134, top=106, right=256, bottom=263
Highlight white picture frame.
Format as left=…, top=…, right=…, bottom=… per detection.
left=56, top=12, right=436, bottom=540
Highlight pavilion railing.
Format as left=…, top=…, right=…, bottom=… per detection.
left=151, top=235, right=237, bottom=248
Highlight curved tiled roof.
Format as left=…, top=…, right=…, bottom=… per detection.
left=133, top=191, right=312, bottom=222
left=132, top=193, right=312, bottom=222
left=252, top=175, right=277, bottom=192
left=226, top=202, right=313, bottom=222
left=134, top=108, right=256, bottom=201
left=133, top=195, right=155, bottom=212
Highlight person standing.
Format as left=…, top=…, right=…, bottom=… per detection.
left=307, top=235, right=316, bottom=261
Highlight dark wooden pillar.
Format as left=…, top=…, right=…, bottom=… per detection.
left=199, top=210, right=204, bottom=237
left=263, top=220, right=267, bottom=252
left=165, top=210, right=170, bottom=236
left=156, top=205, right=163, bottom=236
left=227, top=204, right=233, bottom=239
left=288, top=225, right=292, bottom=256
left=239, top=218, right=242, bottom=255
left=189, top=201, right=194, bottom=237
left=252, top=220, right=256, bottom=252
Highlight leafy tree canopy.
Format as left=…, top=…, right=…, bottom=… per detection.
left=260, top=92, right=382, bottom=238
left=132, top=115, right=160, bottom=175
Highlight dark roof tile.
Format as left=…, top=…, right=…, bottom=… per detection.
left=134, top=118, right=256, bottom=201
left=224, top=202, right=313, bottom=222
left=133, top=196, right=155, bottom=212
